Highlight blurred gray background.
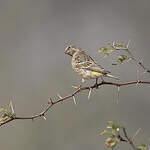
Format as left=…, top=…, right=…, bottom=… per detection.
left=0, top=0, right=150, bottom=149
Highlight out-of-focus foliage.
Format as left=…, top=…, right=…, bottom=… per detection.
left=0, top=102, right=15, bottom=124
left=101, top=121, right=148, bottom=150
left=100, top=121, right=123, bottom=149
left=117, top=55, right=131, bottom=64
left=98, top=42, right=131, bottom=65
left=98, top=45, right=116, bottom=59
left=137, top=143, right=147, bottom=150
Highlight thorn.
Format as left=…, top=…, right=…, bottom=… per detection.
left=126, top=40, right=131, bottom=48
left=10, top=100, right=15, bottom=114
left=48, top=97, right=53, bottom=104
left=132, top=128, right=141, bottom=140
left=126, top=57, right=132, bottom=63
left=42, top=115, right=47, bottom=120
left=57, top=93, right=62, bottom=99
left=72, top=85, right=79, bottom=89
left=117, top=86, right=120, bottom=104
left=72, top=85, right=81, bottom=90
left=136, top=66, right=140, bottom=86
left=88, top=88, right=92, bottom=100
left=112, top=41, right=115, bottom=47
left=72, top=96, right=77, bottom=106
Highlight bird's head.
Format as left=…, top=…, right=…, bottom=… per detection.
left=65, top=45, right=78, bottom=56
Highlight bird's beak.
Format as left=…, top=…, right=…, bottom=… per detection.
left=66, top=54, right=72, bottom=56
left=65, top=51, right=72, bottom=56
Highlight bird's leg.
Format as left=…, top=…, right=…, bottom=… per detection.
left=94, top=78, right=99, bottom=89
left=100, top=76, right=105, bottom=83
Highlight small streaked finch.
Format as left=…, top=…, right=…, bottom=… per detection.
left=65, top=45, right=119, bottom=87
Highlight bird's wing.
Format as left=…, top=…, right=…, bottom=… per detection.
left=78, top=61, right=110, bottom=74
left=74, top=51, right=111, bottom=74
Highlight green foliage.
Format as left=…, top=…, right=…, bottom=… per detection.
left=98, top=46, right=115, bottom=58
left=117, top=55, right=131, bottom=64
left=98, top=42, right=131, bottom=65
left=101, top=130, right=113, bottom=136
left=107, top=121, right=122, bottom=130
left=100, top=121, right=122, bottom=149
left=0, top=102, right=15, bottom=124
left=101, top=121, right=149, bottom=150
left=105, top=137, right=119, bottom=149
left=113, top=43, right=126, bottom=48
left=137, top=143, right=147, bottom=150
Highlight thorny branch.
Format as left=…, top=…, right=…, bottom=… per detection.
left=112, top=41, right=150, bottom=73
left=120, top=127, right=137, bottom=150
left=101, top=121, right=145, bottom=150
left=0, top=80, right=150, bottom=127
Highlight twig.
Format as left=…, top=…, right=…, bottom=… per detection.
left=122, top=127, right=137, bottom=150
left=117, top=86, right=120, bottom=104
left=132, top=128, right=141, bottom=141
left=10, top=101, right=15, bottom=115
left=112, top=42, right=150, bottom=73
left=0, top=80, right=150, bottom=127
left=88, top=88, right=92, bottom=100
left=72, top=96, right=77, bottom=105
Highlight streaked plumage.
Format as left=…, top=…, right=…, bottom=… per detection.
left=65, top=45, right=119, bottom=84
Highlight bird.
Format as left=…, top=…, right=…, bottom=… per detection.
left=65, top=45, right=119, bottom=88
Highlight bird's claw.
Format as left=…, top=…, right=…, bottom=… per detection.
left=94, top=83, right=99, bottom=89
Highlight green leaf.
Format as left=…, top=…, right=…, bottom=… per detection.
left=98, top=47, right=109, bottom=53
left=0, top=108, right=5, bottom=113
left=105, top=138, right=118, bottom=149
left=105, top=137, right=113, bottom=143
left=7, top=112, right=14, bottom=118
left=137, top=143, right=147, bottom=150
left=7, top=103, right=12, bottom=113
left=99, top=46, right=116, bottom=59
left=111, top=130, right=119, bottom=136
left=0, top=117, right=4, bottom=123
left=117, top=55, right=130, bottom=63
left=104, top=50, right=115, bottom=58
left=107, top=121, right=121, bottom=130
left=100, top=130, right=113, bottom=136
left=103, top=54, right=109, bottom=59
left=0, top=116, right=8, bottom=124
left=114, top=43, right=126, bottom=48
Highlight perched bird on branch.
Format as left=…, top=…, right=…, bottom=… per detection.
left=65, top=45, right=119, bottom=87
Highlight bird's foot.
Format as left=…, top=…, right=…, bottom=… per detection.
left=93, top=82, right=99, bottom=89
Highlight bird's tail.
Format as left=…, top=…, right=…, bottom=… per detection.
left=106, top=74, right=119, bottom=80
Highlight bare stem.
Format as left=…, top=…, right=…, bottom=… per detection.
left=122, top=127, right=137, bottom=150
left=0, top=80, right=150, bottom=127
left=113, top=42, right=150, bottom=73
